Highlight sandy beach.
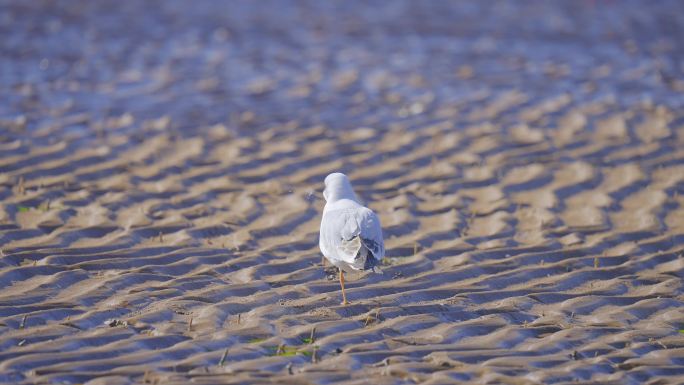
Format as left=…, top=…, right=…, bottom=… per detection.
left=1, top=1, right=684, bottom=384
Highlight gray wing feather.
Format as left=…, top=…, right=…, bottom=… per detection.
left=360, top=208, right=385, bottom=262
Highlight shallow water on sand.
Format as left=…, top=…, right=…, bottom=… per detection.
left=1, top=1, right=684, bottom=384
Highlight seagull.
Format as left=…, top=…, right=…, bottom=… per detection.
left=319, top=172, right=384, bottom=305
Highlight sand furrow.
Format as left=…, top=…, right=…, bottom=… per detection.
left=2, top=1, right=684, bottom=384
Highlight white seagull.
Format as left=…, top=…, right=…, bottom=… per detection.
left=319, top=172, right=384, bottom=305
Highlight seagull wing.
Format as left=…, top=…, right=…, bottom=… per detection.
left=356, top=207, right=385, bottom=263
left=320, top=207, right=384, bottom=269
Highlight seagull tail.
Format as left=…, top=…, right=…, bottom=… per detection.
left=362, top=251, right=383, bottom=274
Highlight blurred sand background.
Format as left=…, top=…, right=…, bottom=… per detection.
left=1, top=1, right=684, bottom=384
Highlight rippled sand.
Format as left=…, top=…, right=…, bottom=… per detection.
left=2, top=1, right=684, bottom=384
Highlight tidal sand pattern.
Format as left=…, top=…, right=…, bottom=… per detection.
left=2, top=1, right=684, bottom=384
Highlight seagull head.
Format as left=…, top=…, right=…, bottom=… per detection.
left=323, top=172, right=358, bottom=203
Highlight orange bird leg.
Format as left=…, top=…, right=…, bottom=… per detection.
left=339, top=268, right=348, bottom=305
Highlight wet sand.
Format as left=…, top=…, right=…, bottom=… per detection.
left=1, top=1, right=684, bottom=384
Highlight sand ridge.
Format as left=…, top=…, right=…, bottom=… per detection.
left=2, top=1, right=684, bottom=384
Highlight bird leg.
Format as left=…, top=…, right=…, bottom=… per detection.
left=339, top=268, right=348, bottom=305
